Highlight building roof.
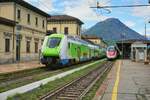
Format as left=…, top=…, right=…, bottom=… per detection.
left=81, top=34, right=102, bottom=39
left=117, top=39, right=150, bottom=44
left=0, top=17, right=16, bottom=26
left=0, top=0, right=49, bottom=17
left=47, top=15, right=84, bottom=25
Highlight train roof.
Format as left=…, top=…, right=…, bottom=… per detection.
left=46, top=33, right=100, bottom=49
left=47, top=33, right=64, bottom=38
left=67, top=35, right=89, bottom=45
left=67, top=35, right=100, bottom=49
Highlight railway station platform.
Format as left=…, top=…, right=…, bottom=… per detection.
left=94, top=60, right=150, bottom=100
left=0, top=61, right=44, bottom=74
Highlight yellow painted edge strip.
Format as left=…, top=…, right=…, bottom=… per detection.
left=111, top=60, right=121, bottom=100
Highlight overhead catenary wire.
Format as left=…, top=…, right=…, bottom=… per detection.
left=93, top=0, right=112, bottom=15
left=91, top=4, right=150, bottom=8
left=95, top=0, right=112, bottom=14
left=91, top=1, right=150, bottom=14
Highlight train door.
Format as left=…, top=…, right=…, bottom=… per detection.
left=89, top=49, right=91, bottom=59
left=77, top=47, right=81, bottom=61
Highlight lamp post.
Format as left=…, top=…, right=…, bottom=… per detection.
left=144, top=21, right=150, bottom=64
left=122, top=36, right=123, bottom=59
left=144, top=20, right=150, bottom=39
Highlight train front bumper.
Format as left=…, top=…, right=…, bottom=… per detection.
left=40, top=56, right=60, bottom=65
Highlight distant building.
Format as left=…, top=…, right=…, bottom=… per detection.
left=81, top=35, right=107, bottom=48
left=0, top=0, right=49, bottom=64
left=47, top=15, right=83, bottom=37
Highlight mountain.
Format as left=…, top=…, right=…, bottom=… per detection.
left=83, top=18, right=146, bottom=41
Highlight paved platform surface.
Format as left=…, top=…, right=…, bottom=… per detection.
left=95, top=60, right=150, bottom=100
left=0, top=61, right=44, bottom=74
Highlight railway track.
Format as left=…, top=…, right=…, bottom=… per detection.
left=40, top=61, right=113, bottom=100
left=0, top=61, right=92, bottom=84
left=0, top=60, right=99, bottom=93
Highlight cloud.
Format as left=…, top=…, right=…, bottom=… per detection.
left=24, top=0, right=54, bottom=13
left=136, top=27, right=150, bottom=36
left=24, top=0, right=109, bottom=21
left=63, top=0, right=109, bottom=22
left=132, top=0, right=150, bottom=20
left=146, top=28, right=150, bottom=34
left=25, top=0, right=110, bottom=27
left=132, top=6, right=150, bottom=19
left=124, top=21, right=135, bottom=28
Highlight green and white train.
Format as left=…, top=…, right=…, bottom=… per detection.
left=40, top=34, right=105, bottom=66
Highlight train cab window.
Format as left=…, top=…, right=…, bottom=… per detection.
left=47, top=37, right=61, bottom=48
left=107, top=46, right=115, bottom=51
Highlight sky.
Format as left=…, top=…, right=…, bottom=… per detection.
left=24, top=0, right=150, bottom=36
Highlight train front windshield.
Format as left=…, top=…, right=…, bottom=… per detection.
left=47, top=37, right=61, bottom=48
left=107, top=47, right=115, bottom=51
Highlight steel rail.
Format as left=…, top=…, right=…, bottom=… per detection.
left=40, top=61, right=114, bottom=100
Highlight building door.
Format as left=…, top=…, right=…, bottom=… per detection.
left=16, top=39, right=20, bottom=61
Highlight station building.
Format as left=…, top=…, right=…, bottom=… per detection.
left=0, top=0, right=49, bottom=64
left=47, top=15, right=84, bottom=37
left=116, top=39, right=150, bottom=62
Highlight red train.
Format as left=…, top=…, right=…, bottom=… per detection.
left=106, top=46, right=120, bottom=60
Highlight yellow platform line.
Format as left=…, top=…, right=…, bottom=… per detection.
left=111, top=60, right=121, bottom=100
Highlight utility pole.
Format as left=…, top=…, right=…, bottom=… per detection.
left=145, top=23, right=147, bottom=38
